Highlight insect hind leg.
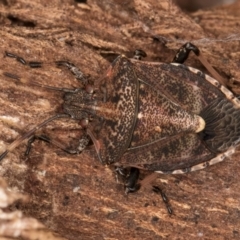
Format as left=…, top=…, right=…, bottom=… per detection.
left=114, top=167, right=141, bottom=193
left=115, top=167, right=173, bottom=214
left=152, top=186, right=173, bottom=215
left=124, top=167, right=140, bottom=193
left=172, top=42, right=226, bottom=86
left=136, top=172, right=173, bottom=215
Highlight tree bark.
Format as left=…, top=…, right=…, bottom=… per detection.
left=0, top=0, right=240, bottom=239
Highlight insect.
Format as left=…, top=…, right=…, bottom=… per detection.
left=1, top=43, right=240, bottom=213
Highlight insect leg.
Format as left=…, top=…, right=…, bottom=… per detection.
left=0, top=114, right=70, bottom=161
left=55, top=61, right=88, bottom=85
left=5, top=51, right=43, bottom=68
left=137, top=173, right=172, bottom=214
left=114, top=167, right=141, bottom=192
left=25, top=134, right=90, bottom=156
left=133, top=49, right=147, bottom=60
left=152, top=186, right=173, bottom=215
left=172, top=42, right=226, bottom=86
left=1, top=70, right=80, bottom=93
left=5, top=51, right=88, bottom=86
left=115, top=166, right=172, bottom=213
left=172, top=42, right=199, bottom=64
left=124, top=167, right=140, bottom=194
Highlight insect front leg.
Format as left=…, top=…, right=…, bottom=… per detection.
left=172, top=42, right=226, bottom=86
left=5, top=51, right=43, bottom=68
left=55, top=61, right=89, bottom=85
left=0, top=114, right=70, bottom=161
left=25, top=134, right=90, bottom=157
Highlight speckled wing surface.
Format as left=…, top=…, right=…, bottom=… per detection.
left=94, top=56, right=139, bottom=164
left=119, top=60, right=240, bottom=173
left=131, top=61, right=225, bottom=114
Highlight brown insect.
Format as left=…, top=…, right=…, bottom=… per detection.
left=1, top=43, right=239, bottom=213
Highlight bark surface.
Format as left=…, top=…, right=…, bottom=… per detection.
left=0, top=0, right=240, bottom=239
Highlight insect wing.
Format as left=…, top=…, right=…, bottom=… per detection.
left=119, top=59, right=240, bottom=172
left=120, top=132, right=215, bottom=173
left=131, top=60, right=225, bottom=114
left=94, top=56, right=139, bottom=164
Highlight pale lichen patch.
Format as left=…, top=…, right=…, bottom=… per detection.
left=154, top=126, right=162, bottom=132
left=34, top=99, right=51, bottom=110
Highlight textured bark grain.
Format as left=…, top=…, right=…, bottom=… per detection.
left=0, top=0, right=240, bottom=239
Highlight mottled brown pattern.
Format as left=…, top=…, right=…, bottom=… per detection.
left=94, top=56, right=139, bottom=164
left=122, top=133, right=215, bottom=172
left=132, top=60, right=226, bottom=113
left=131, top=81, right=203, bottom=147
left=118, top=58, right=240, bottom=174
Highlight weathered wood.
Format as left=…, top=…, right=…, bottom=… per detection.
left=0, top=0, right=240, bottom=239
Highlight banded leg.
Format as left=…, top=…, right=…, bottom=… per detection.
left=5, top=52, right=88, bottom=85
left=2, top=71, right=80, bottom=93
left=152, top=186, right=172, bottom=215
left=25, top=134, right=90, bottom=157
left=124, top=167, right=140, bottom=193
left=55, top=61, right=88, bottom=85
left=0, top=114, right=70, bottom=161
left=138, top=172, right=172, bottom=214
left=114, top=167, right=140, bottom=193
left=116, top=167, right=173, bottom=214
left=172, top=42, right=226, bottom=86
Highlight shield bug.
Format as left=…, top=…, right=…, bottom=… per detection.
left=1, top=43, right=240, bottom=213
